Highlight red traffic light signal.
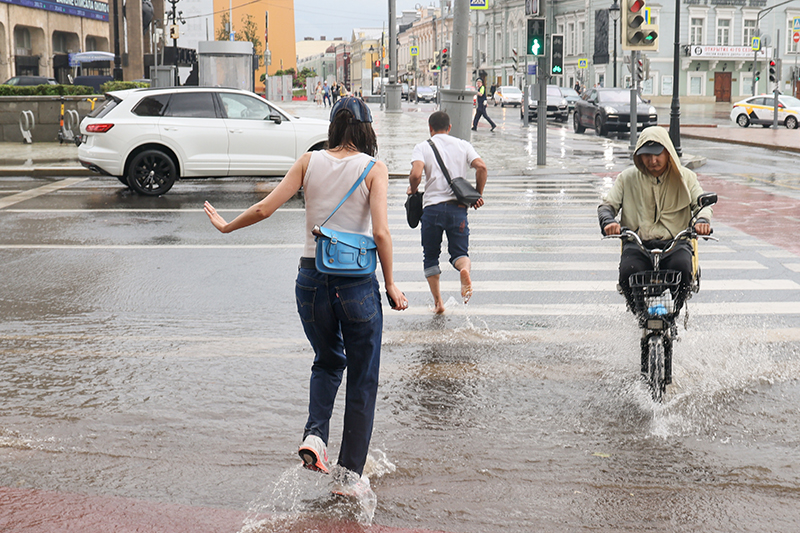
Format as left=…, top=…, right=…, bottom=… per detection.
left=374, top=60, right=380, bottom=67
left=770, top=60, right=776, bottom=67
left=629, top=0, right=644, bottom=11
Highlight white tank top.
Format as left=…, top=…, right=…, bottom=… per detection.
left=303, top=150, right=374, bottom=258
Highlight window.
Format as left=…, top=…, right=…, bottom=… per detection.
left=787, top=17, right=800, bottom=54
left=661, top=75, right=673, bottom=96
left=743, top=19, right=757, bottom=48
left=53, top=32, right=68, bottom=53
left=688, top=73, right=704, bottom=96
left=690, top=18, right=704, bottom=45
left=568, top=22, right=575, bottom=56
left=219, top=92, right=273, bottom=120
left=133, top=95, right=170, bottom=117
left=86, top=36, right=97, bottom=51
left=740, top=74, right=754, bottom=95
left=579, top=21, right=585, bottom=54
left=717, top=18, right=731, bottom=46
left=14, top=27, right=31, bottom=54
left=165, top=92, right=218, bottom=118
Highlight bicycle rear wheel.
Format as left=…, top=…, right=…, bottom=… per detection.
left=645, top=335, right=666, bottom=402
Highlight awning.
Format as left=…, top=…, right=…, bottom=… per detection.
left=72, top=51, right=115, bottom=63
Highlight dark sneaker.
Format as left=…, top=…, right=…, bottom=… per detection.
left=298, top=435, right=330, bottom=474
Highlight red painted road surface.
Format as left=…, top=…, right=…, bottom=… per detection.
left=0, top=487, right=449, bottom=533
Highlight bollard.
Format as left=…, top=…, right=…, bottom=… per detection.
left=19, top=110, right=35, bottom=144
left=86, top=97, right=98, bottom=111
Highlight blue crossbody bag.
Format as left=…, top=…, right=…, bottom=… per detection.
left=311, top=159, right=377, bottom=276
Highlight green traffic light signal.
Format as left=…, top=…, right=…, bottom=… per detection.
left=527, top=18, right=545, bottom=57
left=550, top=34, right=564, bottom=75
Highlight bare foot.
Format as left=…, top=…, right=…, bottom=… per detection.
left=433, top=300, right=446, bottom=314
left=460, top=269, right=473, bottom=304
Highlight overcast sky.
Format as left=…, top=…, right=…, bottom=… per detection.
left=294, top=0, right=433, bottom=41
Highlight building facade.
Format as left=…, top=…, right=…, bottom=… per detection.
left=0, top=0, right=111, bottom=83
left=476, top=0, right=797, bottom=103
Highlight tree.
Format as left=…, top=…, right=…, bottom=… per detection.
left=216, top=12, right=262, bottom=57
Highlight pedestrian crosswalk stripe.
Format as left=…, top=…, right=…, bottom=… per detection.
left=390, top=260, right=766, bottom=271
left=392, top=245, right=735, bottom=254
left=395, top=279, right=800, bottom=292
left=380, top=302, right=800, bottom=316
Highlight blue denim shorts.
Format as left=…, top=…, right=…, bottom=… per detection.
left=420, top=202, right=469, bottom=277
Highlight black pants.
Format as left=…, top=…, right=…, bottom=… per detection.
left=472, top=106, right=496, bottom=129
left=619, top=240, right=693, bottom=312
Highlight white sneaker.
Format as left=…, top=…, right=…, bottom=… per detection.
left=331, top=468, right=371, bottom=499
left=298, top=435, right=329, bottom=474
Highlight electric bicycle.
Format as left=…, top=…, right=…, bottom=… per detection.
left=604, top=192, right=718, bottom=402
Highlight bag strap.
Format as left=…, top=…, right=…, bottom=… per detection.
left=427, top=139, right=452, bottom=185
left=319, top=159, right=376, bottom=227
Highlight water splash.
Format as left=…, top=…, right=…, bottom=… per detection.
left=239, top=449, right=396, bottom=532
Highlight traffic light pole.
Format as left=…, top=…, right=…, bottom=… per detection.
left=386, top=0, right=402, bottom=113
left=441, top=0, right=472, bottom=141
left=630, top=51, right=639, bottom=151
left=773, top=30, right=780, bottom=129
left=668, top=0, right=682, bottom=157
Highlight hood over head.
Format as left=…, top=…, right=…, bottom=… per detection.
left=632, top=126, right=682, bottom=180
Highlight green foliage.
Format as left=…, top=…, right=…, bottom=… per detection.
left=101, top=81, right=150, bottom=92
left=0, top=84, right=95, bottom=96
left=216, top=12, right=263, bottom=56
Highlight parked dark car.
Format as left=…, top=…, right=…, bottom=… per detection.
left=573, top=87, right=658, bottom=136
left=521, top=85, right=568, bottom=122
left=410, top=85, right=437, bottom=103
left=2, top=76, right=58, bottom=86
left=73, top=75, right=114, bottom=93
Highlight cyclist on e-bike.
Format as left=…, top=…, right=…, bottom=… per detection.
left=598, top=127, right=713, bottom=392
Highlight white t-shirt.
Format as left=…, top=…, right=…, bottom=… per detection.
left=411, top=133, right=481, bottom=208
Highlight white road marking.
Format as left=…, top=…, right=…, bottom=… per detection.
left=0, top=178, right=88, bottom=209
left=395, top=279, right=800, bottom=292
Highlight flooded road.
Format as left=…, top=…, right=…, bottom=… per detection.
left=2, top=125, right=800, bottom=531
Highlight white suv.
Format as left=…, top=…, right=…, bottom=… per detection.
left=78, top=87, right=329, bottom=195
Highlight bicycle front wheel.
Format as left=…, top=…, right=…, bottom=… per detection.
left=646, top=335, right=667, bottom=402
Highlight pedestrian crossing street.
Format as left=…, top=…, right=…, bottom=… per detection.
left=384, top=175, right=800, bottom=331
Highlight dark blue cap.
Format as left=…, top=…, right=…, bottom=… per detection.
left=330, top=96, right=373, bottom=123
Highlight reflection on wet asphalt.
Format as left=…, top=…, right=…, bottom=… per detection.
left=1, top=103, right=800, bottom=532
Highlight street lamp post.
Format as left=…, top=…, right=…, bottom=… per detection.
left=668, top=0, right=682, bottom=156
left=609, top=0, right=620, bottom=88
left=369, top=45, right=376, bottom=95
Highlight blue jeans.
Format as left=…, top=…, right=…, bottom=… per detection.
left=295, top=266, right=383, bottom=476
left=420, top=202, right=470, bottom=278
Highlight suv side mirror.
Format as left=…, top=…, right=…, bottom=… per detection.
left=268, top=113, right=282, bottom=124
left=697, top=192, right=717, bottom=208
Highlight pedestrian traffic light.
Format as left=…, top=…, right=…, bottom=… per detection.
left=550, top=34, right=564, bottom=74
left=431, top=51, right=440, bottom=71
left=769, top=60, right=777, bottom=82
left=527, top=17, right=545, bottom=56
left=621, top=0, right=658, bottom=51
left=169, top=24, right=179, bottom=40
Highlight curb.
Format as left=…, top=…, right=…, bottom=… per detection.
left=0, top=166, right=94, bottom=177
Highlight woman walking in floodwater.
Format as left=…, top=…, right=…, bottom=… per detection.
left=203, top=97, right=408, bottom=498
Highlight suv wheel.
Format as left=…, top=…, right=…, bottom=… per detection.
left=594, top=115, right=607, bottom=137
left=573, top=111, right=585, bottom=133
left=127, top=149, right=177, bottom=196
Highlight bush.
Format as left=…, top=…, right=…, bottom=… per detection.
left=0, top=84, right=96, bottom=96
left=101, top=81, right=150, bottom=92
left=0, top=81, right=149, bottom=97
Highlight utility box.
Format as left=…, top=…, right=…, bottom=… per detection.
left=149, top=66, right=176, bottom=88
left=197, top=41, right=255, bottom=92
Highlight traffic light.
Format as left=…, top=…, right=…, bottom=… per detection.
left=769, top=60, right=776, bottom=82
left=431, top=51, right=440, bottom=71
left=441, top=42, right=450, bottom=67
left=550, top=34, right=564, bottom=75
left=634, top=57, right=644, bottom=82
left=754, top=70, right=760, bottom=82
left=169, top=24, right=179, bottom=40
left=527, top=17, right=545, bottom=56
left=621, top=0, right=658, bottom=51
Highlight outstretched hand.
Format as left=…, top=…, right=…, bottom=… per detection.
left=204, top=201, right=229, bottom=233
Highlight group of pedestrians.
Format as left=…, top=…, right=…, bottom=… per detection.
left=203, top=92, right=711, bottom=500
left=314, top=80, right=347, bottom=107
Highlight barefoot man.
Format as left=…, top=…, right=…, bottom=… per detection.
left=408, top=111, right=487, bottom=314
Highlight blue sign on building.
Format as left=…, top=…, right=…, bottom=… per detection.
left=0, top=0, right=109, bottom=21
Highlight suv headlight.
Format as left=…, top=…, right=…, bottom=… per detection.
left=649, top=106, right=657, bottom=114
left=604, top=106, right=618, bottom=114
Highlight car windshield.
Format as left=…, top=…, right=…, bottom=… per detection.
left=547, top=87, right=562, bottom=97
left=417, top=87, right=434, bottom=94
left=561, top=88, right=580, bottom=97
left=598, top=90, right=646, bottom=104
left=501, top=87, right=521, bottom=95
